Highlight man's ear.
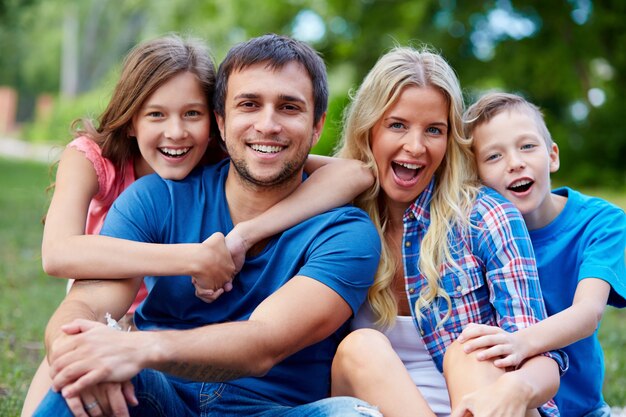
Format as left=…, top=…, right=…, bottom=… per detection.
left=215, top=110, right=226, bottom=141
left=549, top=142, right=560, bottom=173
left=311, top=112, right=326, bottom=147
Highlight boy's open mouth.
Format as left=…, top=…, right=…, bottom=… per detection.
left=508, top=179, right=534, bottom=193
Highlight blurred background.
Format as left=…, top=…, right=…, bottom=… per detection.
left=0, top=0, right=625, bottom=415
left=1, top=0, right=625, bottom=186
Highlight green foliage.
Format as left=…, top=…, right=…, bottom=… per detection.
left=5, top=0, right=623, bottom=187
left=21, top=86, right=109, bottom=145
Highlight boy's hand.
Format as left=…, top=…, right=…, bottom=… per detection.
left=450, top=371, right=531, bottom=417
left=190, top=232, right=235, bottom=303
left=457, top=323, right=527, bottom=368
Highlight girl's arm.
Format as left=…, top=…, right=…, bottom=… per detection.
left=226, top=155, right=374, bottom=266
left=42, top=147, right=234, bottom=284
left=458, top=278, right=610, bottom=368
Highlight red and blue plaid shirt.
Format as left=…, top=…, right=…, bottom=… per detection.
left=402, top=180, right=567, bottom=417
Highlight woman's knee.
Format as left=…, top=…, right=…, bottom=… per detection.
left=334, top=329, right=392, bottom=371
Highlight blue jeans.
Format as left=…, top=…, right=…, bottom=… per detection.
left=33, top=369, right=381, bottom=416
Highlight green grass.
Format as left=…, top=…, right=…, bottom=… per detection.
left=0, top=158, right=624, bottom=416
left=0, top=158, right=66, bottom=416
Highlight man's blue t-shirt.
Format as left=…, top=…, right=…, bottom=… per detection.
left=529, top=187, right=626, bottom=415
left=100, top=159, right=381, bottom=406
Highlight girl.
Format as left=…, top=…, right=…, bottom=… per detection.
left=331, top=46, right=566, bottom=417
left=22, top=35, right=373, bottom=417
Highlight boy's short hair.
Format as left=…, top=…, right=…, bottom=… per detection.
left=464, top=92, right=553, bottom=147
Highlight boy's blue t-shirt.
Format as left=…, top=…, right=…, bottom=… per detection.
left=100, top=159, right=381, bottom=406
left=529, top=187, right=626, bottom=415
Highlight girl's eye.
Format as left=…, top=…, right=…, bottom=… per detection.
left=147, top=111, right=164, bottom=118
left=186, top=110, right=201, bottom=117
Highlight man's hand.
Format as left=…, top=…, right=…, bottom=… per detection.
left=190, top=232, right=236, bottom=303
left=49, top=320, right=146, bottom=399
left=457, top=323, right=528, bottom=368
left=64, top=381, right=137, bottom=417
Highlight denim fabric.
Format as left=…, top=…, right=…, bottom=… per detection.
left=33, top=369, right=382, bottom=417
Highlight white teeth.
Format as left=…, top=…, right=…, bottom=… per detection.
left=250, top=144, right=282, bottom=154
left=510, top=179, right=532, bottom=188
left=397, top=162, right=422, bottom=170
left=160, top=147, right=190, bottom=157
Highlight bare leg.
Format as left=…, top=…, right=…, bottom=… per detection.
left=21, top=358, right=52, bottom=417
left=443, top=340, right=540, bottom=417
left=332, top=328, right=436, bottom=417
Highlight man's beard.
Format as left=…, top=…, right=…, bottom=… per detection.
left=227, top=138, right=311, bottom=189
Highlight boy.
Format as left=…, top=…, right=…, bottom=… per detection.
left=459, top=92, right=626, bottom=416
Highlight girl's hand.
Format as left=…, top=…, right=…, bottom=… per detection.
left=457, top=323, right=527, bottom=368
left=190, top=233, right=235, bottom=303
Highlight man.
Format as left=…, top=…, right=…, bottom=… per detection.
left=34, top=34, right=381, bottom=417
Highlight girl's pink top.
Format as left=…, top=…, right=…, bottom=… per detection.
left=67, top=136, right=148, bottom=313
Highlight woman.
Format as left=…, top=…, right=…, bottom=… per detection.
left=332, top=46, right=566, bottom=417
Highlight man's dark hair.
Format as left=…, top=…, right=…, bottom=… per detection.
left=214, top=34, right=328, bottom=124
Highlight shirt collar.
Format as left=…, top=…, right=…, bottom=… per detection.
left=403, top=178, right=435, bottom=226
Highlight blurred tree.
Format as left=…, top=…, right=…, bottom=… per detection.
left=1, top=0, right=624, bottom=186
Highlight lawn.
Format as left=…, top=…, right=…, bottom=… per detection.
left=0, top=157, right=624, bottom=416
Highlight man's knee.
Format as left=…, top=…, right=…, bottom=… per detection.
left=318, top=396, right=383, bottom=417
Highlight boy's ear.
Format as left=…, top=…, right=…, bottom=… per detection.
left=549, top=143, right=560, bottom=173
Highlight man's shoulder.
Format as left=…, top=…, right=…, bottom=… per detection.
left=291, top=205, right=380, bottom=248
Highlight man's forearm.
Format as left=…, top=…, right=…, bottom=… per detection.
left=45, top=279, right=136, bottom=359
left=44, top=296, right=98, bottom=359
left=144, top=321, right=278, bottom=382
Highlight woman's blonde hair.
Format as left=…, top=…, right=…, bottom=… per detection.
left=335, top=46, right=480, bottom=327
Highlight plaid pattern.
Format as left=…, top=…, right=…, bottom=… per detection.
left=402, top=180, right=566, bottom=417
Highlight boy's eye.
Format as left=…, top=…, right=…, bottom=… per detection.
left=521, top=144, right=536, bottom=150
left=485, top=153, right=500, bottom=162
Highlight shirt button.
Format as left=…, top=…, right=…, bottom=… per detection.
left=405, top=241, right=411, bottom=248
left=456, top=285, right=463, bottom=292
left=420, top=329, right=424, bottom=336
left=409, top=288, right=415, bottom=294
left=408, top=212, right=415, bottom=220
